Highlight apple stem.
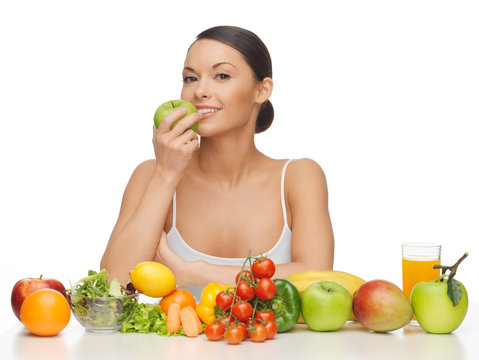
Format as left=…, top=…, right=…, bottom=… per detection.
left=433, top=252, right=469, bottom=280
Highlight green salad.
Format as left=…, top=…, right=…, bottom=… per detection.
left=120, top=303, right=184, bottom=336
left=67, top=269, right=138, bottom=329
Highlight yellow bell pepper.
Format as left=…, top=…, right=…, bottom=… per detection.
left=195, top=283, right=231, bottom=325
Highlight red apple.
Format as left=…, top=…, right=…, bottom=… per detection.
left=11, top=275, right=66, bottom=321
left=353, top=279, right=413, bottom=332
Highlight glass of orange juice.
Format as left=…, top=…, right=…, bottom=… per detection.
left=402, top=242, right=441, bottom=321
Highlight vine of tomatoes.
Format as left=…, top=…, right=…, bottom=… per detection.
left=204, top=252, right=278, bottom=344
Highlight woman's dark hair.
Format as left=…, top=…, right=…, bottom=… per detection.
left=195, top=26, right=274, bottom=134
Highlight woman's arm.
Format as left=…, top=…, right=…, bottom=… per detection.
left=100, top=160, right=178, bottom=284
left=101, top=108, right=201, bottom=284
left=286, top=157, right=334, bottom=270
left=157, top=158, right=334, bottom=286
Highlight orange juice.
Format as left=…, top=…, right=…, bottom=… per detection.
left=402, top=258, right=440, bottom=301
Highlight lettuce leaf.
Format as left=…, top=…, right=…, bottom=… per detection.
left=120, top=303, right=184, bottom=336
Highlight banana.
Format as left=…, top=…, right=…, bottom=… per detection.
left=287, top=270, right=365, bottom=322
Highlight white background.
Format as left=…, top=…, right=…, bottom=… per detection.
left=1, top=0, right=478, bottom=333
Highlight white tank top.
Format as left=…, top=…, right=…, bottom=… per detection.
left=166, top=159, right=293, bottom=299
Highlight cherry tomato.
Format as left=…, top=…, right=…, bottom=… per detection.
left=235, top=270, right=253, bottom=284
left=216, top=291, right=234, bottom=311
left=236, top=322, right=248, bottom=338
left=224, top=325, right=245, bottom=345
left=232, top=302, right=253, bottom=322
left=249, top=323, right=268, bottom=342
left=216, top=316, right=231, bottom=327
left=264, top=320, right=278, bottom=339
left=255, top=277, right=277, bottom=300
left=252, top=258, right=276, bottom=278
left=204, top=322, right=225, bottom=341
left=255, top=310, right=276, bottom=323
left=236, top=281, right=255, bottom=301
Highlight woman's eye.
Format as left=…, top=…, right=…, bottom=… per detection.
left=183, top=76, right=197, bottom=83
left=216, top=73, right=230, bottom=80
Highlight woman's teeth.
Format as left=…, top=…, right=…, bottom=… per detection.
left=198, top=108, right=220, bottom=114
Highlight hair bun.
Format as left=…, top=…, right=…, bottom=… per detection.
left=255, top=100, right=274, bottom=134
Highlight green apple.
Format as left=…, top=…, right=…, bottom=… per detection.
left=411, top=278, right=468, bottom=334
left=301, top=281, right=352, bottom=331
left=154, top=99, right=198, bottom=131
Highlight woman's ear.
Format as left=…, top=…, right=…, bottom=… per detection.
left=255, top=77, right=273, bottom=104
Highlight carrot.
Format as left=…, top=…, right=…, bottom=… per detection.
left=195, top=309, right=204, bottom=334
left=167, top=303, right=181, bottom=334
left=179, top=306, right=201, bottom=337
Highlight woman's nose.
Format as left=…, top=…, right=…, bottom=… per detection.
left=195, top=78, right=211, bottom=99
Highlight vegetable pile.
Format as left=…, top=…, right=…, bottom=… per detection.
left=204, top=253, right=300, bottom=344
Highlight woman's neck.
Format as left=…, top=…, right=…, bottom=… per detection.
left=193, top=133, right=263, bottom=189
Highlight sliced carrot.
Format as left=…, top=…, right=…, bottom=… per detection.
left=180, top=306, right=201, bottom=337
left=167, top=303, right=181, bottom=334
left=195, top=309, right=204, bottom=334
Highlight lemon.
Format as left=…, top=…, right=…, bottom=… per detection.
left=129, top=261, right=176, bottom=297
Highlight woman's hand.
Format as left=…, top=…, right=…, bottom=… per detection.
left=155, top=231, right=193, bottom=288
left=152, top=108, right=201, bottom=179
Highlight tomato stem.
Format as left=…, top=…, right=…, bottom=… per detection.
left=227, top=250, right=251, bottom=327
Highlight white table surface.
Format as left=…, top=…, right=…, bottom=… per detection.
left=2, top=302, right=478, bottom=360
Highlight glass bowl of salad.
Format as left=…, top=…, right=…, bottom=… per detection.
left=67, top=269, right=139, bottom=332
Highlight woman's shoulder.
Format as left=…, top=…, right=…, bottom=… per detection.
left=133, top=159, right=156, bottom=173
left=287, top=158, right=326, bottom=179
left=285, top=158, right=328, bottom=198
left=127, top=159, right=156, bottom=185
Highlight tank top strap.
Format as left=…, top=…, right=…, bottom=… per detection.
left=172, top=191, right=177, bottom=227
left=281, top=159, right=294, bottom=225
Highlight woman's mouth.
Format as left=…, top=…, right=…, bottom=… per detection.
left=197, top=106, right=221, bottom=120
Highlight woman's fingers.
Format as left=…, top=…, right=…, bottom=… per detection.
left=157, top=108, right=201, bottom=136
left=174, top=129, right=198, bottom=146
left=170, top=112, right=201, bottom=136
left=156, top=107, right=188, bottom=134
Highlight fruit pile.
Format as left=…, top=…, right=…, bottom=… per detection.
left=11, top=252, right=469, bottom=338
left=11, top=276, right=70, bottom=336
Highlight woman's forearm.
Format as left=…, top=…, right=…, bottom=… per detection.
left=101, top=172, right=178, bottom=284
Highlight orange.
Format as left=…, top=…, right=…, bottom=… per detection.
left=20, top=288, right=71, bottom=336
left=160, top=289, right=196, bottom=314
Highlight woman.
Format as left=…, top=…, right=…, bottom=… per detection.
left=100, top=26, right=334, bottom=294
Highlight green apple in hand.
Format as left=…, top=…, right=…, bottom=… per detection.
left=411, top=252, right=469, bottom=334
left=301, top=281, right=352, bottom=331
left=154, top=99, right=198, bottom=131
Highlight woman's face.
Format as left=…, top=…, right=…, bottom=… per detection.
left=181, top=39, right=262, bottom=137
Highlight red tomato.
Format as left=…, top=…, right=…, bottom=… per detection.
left=216, top=291, right=234, bottom=311
left=216, top=316, right=231, bottom=327
left=204, top=323, right=225, bottom=341
left=255, top=310, right=276, bottom=323
left=225, top=325, right=245, bottom=345
left=252, top=258, right=275, bottom=278
left=236, top=322, right=248, bottom=338
left=236, top=281, right=255, bottom=301
left=232, top=302, right=253, bottom=322
left=264, top=320, right=278, bottom=339
left=255, top=278, right=277, bottom=300
left=249, top=323, right=268, bottom=342
left=235, top=270, right=253, bottom=284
